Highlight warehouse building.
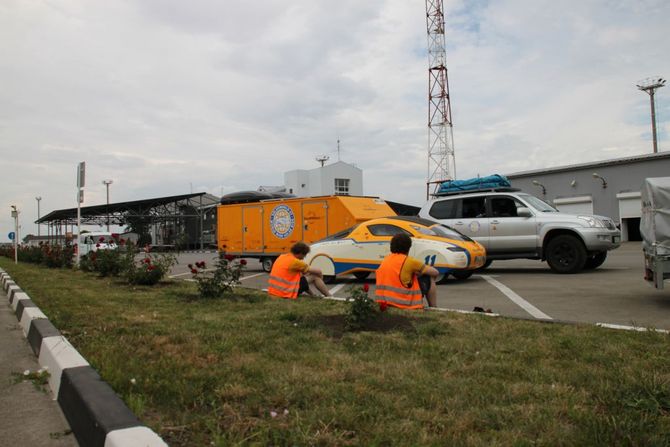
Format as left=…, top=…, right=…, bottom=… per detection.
left=506, top=151, right=670, bottom=241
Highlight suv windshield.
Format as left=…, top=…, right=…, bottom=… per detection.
left=518, top=194, right=557, bottom=212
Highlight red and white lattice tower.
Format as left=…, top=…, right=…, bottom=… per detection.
left=425, top=0, right=456, bottom=195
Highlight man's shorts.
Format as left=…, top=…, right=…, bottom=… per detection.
left=418, top=275, right=431, bottom=297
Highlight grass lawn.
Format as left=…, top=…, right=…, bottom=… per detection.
left=2, top=258, right=669, bottom=446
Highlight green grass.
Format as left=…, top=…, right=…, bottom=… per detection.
left=2, top=259, right=670, bottom=446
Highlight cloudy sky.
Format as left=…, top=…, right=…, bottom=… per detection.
left=1, top=0, right=669, bottom=239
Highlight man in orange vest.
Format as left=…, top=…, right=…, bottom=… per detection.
left=268, top=242, right=332, bottom=299
left=375, top=233, right=439, bottom=309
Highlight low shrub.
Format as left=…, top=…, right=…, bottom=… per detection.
left=345, top=284, right=383, bottom=330
left=126, top=247, right=176, bottom=286
left=190, top=253, right=246, bottom=298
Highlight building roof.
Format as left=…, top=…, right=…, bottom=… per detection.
left=36, top=192, right=217, bottom=224
left=506, top=151, right=670, bottom=178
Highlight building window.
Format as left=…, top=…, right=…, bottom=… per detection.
left=334, top=178, right=350, bottom=195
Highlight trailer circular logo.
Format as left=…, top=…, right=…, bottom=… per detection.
left=270, top=205, right=295, bottom=239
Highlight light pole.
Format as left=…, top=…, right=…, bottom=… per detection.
left=637, top=77, right=666, bottom=154
left=532, top=180, right=546, bottom=196
left=102, top=179, right=113, bottom=232
left=10, top=205, right=19, bottom=264
left=35, top=196, right=42, bottom=237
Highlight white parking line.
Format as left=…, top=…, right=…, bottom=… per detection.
left=240, top=273, right=266, bottom=281
left=328, top=283, right=348, bottom=296
left=480, top=275, right=552, bottom=320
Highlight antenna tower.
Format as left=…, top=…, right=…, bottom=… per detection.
left=425, top=0, right=456, bottom=195
left=316, top=155, right=330, bottom=167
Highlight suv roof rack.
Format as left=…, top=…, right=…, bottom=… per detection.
left=432, top=187, right=521, bottom=197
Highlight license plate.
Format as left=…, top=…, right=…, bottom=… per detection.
left=613, top=236, right=620, bottom=243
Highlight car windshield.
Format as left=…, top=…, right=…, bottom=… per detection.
left=431, top=224, right=473, bottom=242
left=518, top=194, right=557, bottom=212
left=411, top=224, right=473, bottom=242
left=319, top=225, right=358, bottom=242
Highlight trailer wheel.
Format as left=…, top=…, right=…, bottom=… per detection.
left=261, top=257, right=275, bottom=273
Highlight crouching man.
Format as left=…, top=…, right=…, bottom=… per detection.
left=268, top=242, right=332, bottom=299
left=375, top=233, right=439, bottom=309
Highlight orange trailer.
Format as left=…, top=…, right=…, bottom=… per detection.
left=217, top=195, right=396, bottom=271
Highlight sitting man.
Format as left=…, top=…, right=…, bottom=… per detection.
left=268, top=241, right=332, bottom=299
left=375, top=233, right=439, bottom=309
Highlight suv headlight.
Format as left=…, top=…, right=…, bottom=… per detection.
left=577, top=216, right=605, bottom=228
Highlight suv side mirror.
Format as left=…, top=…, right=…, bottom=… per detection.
left=517, top=207, right=532, bottom=218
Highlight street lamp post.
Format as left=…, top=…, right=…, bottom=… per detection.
left=10, top=205, right=19, bottom=264
left=102, top=179, right=113, bottom=232
left=35, top=196, right=42, bottom=237
left=637, top=77, right=666, bottom=154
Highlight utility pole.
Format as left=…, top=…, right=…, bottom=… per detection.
left=35, top=196, right=41, bottom=236
left=425, top=0, right=456, bottom=198
left=637, top=77, right=666, bottom=153
left=102, top=179, right=113, bottom=231
left=11, top=205, right=19, bottom=264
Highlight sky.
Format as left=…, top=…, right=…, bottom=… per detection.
left=1, top=0, right=669, bottom=240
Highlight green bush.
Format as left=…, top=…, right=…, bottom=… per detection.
left=126, top=249, right=176, bottom=286
left=190, top=253, right=245, bottom=299
left=345, top=284, right=381, bottom=330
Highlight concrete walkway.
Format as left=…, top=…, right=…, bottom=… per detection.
left=0, top=303, right=77, bottom=446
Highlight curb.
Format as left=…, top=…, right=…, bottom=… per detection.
left=0, top=268, right=168, bottom=447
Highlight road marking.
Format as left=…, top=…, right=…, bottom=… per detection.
left=480, top=275, right=552, bottom=320
left=328, top=283, right=348, bottom=296
left=596, top=323, right=669, bottom=334
left=240, top=273, right=265, bottom=281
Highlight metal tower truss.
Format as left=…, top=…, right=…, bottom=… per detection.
left=425, top=0, right=456, bottom=193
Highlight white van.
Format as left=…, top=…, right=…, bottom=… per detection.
left=77, top=232, right=118, bottom=257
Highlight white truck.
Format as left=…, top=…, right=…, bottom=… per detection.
left=641, top=177, right=670, bottom=289
left=77, top=231, right=117, bottom=257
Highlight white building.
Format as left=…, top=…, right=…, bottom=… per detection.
left=284, top=161, right=363, bottom=197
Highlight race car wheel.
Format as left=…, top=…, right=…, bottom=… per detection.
left=353, top=271, right=371, bottom=280
left=323, top=275, right=337, bottom=284
left=436, top=273, right=449, bottom=284
left=451, top=271, right=473, bottom=281
left=584, top=251, right=607, bottom=270
left=546, top=235, right=587, bottom=274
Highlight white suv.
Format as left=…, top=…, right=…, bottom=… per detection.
left=418, top=189, right=621, bottom=273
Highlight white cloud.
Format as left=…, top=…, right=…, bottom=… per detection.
left=0, top=0, right=668, bottom=238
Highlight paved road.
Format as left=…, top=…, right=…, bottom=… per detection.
left=0, top=303, right=77, bottom=446
left=171, top=242, right=670, bottom=330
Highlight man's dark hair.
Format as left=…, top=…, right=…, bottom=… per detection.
left=290, top=241, right=311, bottom=256
left=390, top=233, right=412, bottom=254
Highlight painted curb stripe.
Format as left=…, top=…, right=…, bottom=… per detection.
left=27, top=318, right=61, bottom=357
left=1, top=273, right=167, bottom=446
left=58, top=366, right=142, bottom=447
left=104, top=426, right=169, bottom=447
left=38, top=336, right=90, bottom=399
left=10, top=292, right=29, bottom=311
left=15, top=298, right=37, bottom=321
left=19, top=306, right=47, bottom=337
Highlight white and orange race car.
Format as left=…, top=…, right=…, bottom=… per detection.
left=305, top=216, right=487, bottom=282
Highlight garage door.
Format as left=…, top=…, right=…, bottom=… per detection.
left=553, top=196, right=593, bottom=214
left=617, top=192, right=641, bottom=219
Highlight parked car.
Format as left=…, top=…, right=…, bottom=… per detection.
left=77, top=232, right=117, bottom=257
left=304, top=216, right=486, bottom=282
left=418, top=188, right=621, bottom=273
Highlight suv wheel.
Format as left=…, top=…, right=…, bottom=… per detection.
left=584, top=251, right=607, bottom=270
left=261, top=257, right=275, bottom=273
left=546, top=235, right=587, bottom=274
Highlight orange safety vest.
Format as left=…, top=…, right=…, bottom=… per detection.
left=375, top=253, right=424, bottom=309
left=267, top=253, right=302, bottom=299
